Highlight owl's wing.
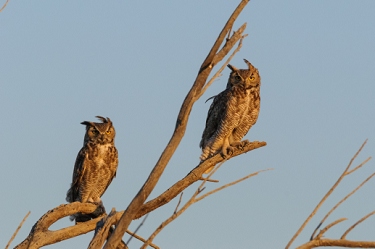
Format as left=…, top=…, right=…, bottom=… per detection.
left=66, top=147, right=88, bottom=203
left=200, top=90, right=229, bottom=149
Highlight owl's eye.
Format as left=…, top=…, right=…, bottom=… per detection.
left=234, top=75, right=242, bottom=81
left=91, top=129, right=98, bottom=135
left=106, top=130, right=111, bottom=135
left=249, top=74, right=255, bottom=81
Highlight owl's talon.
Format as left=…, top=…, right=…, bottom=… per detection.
left=220, top=146, right=234, bottom=159
left=239, top=140, right=250, bottom=150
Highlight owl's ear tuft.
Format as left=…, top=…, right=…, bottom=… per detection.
left=96, top=116, right=111, bottom=124
left=227, top=64, right=238, bottom=72
left=243, top=59, right=253, bottom=70
left=81, top=121, right=94, bottom=127
left=96, top=116, right=106, bottom=123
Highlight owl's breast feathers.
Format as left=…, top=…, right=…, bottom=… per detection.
left=66, top=142, right=118, bottom=203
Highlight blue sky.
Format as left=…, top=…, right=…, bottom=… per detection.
left=1, top=1, right=375, bottom=248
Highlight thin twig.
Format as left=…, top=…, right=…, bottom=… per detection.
left=142, top=162, right=270, bottom=248
left=286, top=140, right=368, bottom=249
left=196, top=168, right=273, bottom=202
left=311, top=170, right=375, bottom=240
left=126, top=230, right=159, bottom=249
left=174, top=193, right=183, bottom=214
left=198, top=34, right=247, bottom=99
left=0, top=0, right=10, bottom=12
left=315, top=218, right=347, bottom=240
left=198, top=177, right=219, bottom=183
left=126, top=214, right=149, bottom=245
left=140, top=162, right=226, bottom=249
left=341, top=210, right=375, bottom=239
left=346, top=157, right=372, bottom=175
left=5, top=211, right=30, bottom=249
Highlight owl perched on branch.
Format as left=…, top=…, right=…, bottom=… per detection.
left=200, top=59, right=261, bottom=162
left=66, top=116, right=118, bottom=222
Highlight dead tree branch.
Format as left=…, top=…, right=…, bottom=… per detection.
left=315, top=218, right=347, bottom=240
left=289, top=140, right=375, bottom=249
left=104, top=1, right=252, bottom=248
left=141, top=164, right=270, bottom=248
left=14, top=142, right=264, bottom=248
left=88, top=209, right=125, bottom=249
left=0, top=0, right=10, bottom=12
left=198, top=34, right=247, bottom=100
left=196, top=168, right=272, bottom=202
left=341, top=210, right=375, bottom=240
left=6, top=211, right=30, bottom=249
left=296, top=239, right=375, bottom=249
left=310, top=170, right=375, bottom=240
left=126, top=214, right=149, bottom=246
left=15, top=203, right=101, bottom=249
left=134, top=140, right=266, bottom=219
left=140, top=163, right=225, bottom=249
left=286, top=140, right=369, bottom=249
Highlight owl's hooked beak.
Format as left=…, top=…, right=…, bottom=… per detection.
left=98, top=136, right=106, bottom=144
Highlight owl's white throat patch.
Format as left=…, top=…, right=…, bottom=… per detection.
left=97, top=144, right=111, bottom=155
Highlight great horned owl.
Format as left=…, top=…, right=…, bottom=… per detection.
left=66, top=116, right=118, bottom=222
left=200, top=59, right=261, bottom=163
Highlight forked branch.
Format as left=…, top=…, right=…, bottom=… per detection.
left=12, top=1, right=263, bottom=248
left=14, top=141, right=265, bottom=248
left=104, top=1, right=252, bottom=248
left=141, top=164, right=271, bottom=248
left=134, top=140, right=266, bottom=219
left=310, top=170, right=375, bottom=240
left=15, top=203, right=102, bottom=249
left=341, top=210, right=375, bottom=240
left=289, top=140, right=375, bottom=249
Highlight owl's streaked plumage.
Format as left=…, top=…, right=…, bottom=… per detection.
left=200, top=59, right=261, bottom=163
left=66, top=116, right=118, bottom=222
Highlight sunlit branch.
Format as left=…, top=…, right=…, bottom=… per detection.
left=341, top=210, right=375, bottom=240
left=6, top=211, right=30, bottom=249
left=311, top=170, right=375, bottom=240
left=286, top=140, right=368, bottom=249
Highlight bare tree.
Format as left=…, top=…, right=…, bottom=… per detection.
left=7, top=1, right=375, bottom=248
left=10, top=0, right=268, bottom=248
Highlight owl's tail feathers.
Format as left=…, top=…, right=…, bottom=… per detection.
left=200, top=149, right=215, bottom=173
left=200, top=147, right=211, bottom=161
left=70, top=213, right=91, bottom=222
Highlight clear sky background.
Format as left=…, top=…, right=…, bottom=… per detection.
left=1, top=1, right=375, bottom=248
